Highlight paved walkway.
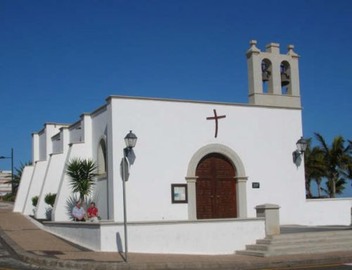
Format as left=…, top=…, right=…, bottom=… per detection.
left=1, top=202, right=352, bottom=270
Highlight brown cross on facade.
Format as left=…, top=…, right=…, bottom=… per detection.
left=206, top=109, right=226, bottom=138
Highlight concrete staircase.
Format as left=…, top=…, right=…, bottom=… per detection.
left=236, top=230, right=352, bottom=257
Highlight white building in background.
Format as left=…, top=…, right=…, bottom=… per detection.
left=14, top=41, right=352, bottom=254
left=0, top=171, right=11, bottom=196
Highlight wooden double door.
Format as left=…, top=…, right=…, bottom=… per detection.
left=196, top=153, right=237, bottom=219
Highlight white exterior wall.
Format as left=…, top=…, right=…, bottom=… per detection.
left=52, top=114, right=95, bottom=221
left=37, top=124, right=63, bottom=161
left=27, top=125, right=70, bottom=219
left=108, top=97, right=305, bottom=224
left=16, top=96, right=352, bottom=227
left=52, top=137, right=61, bottom=154
left=69, top=123, right=84, bottom=144
left=35, top=153, right=67, bottom=219
left=52, top=142, right=91, bottom=221
left=45, top=218, right=265, bottom=254
left=38, top=131, right=46, bottom=161
left=13, top=166, right=34, bottom=213
left=14, top=94, right=352, bottom=255
left=302, top=198, right=352, bottom=226
left=125, top=219, right=265, bottom=254
left=22, top=161, right=48, bottom=215
left=90, top=106, right=109, bottom=219
left=32, top=133, right=39, bottom=163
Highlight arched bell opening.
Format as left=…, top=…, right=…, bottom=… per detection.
left=261, top=58, right=272, bottom=93
left=280, top=61, right=291, bottom=94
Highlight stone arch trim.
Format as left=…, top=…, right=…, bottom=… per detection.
left=186, top=144, right=248, bottom=220
left=186, top=144, right=246, bottom=178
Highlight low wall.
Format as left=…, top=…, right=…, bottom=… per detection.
left=44, top=222, right=102, bottom=250
left=44, top=218, right=265, bottom=255
left=303, top=198, right=352, bottom=226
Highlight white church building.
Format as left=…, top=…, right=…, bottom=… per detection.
left=14, top=41, right=352, bottom=255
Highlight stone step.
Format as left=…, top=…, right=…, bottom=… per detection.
left=237, top=243, right=352, bottom=257
left=237, top=245, right=352, bottom=257
left=246, top=242, right=352, bottom=252
left=257, top=235, right=352, bottom=245
left=236, top=230, right=352, bottom=257
left=236, top=250, right=267, bottom=257
left=268, top=230, right=352, bottom=241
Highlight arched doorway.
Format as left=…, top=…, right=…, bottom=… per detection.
left=196, top=153, right=237, bottom=219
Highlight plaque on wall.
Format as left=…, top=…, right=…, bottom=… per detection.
left=252, top=182, right=260, bottom=189
left=171, top=184, right=188, bottom=203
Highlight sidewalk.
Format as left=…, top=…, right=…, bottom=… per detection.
left=1, top=202, right=352, bottom=270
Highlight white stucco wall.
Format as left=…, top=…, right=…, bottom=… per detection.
left=91, top=107, right=108, bottom=159
left=302, top=198, right=352, bottom=226
left=125, top=219, right=265, bottom=254
left=69, top=123, right=84, bottom=144
left=35, top=153, right=67, bottom=219
left=22, top=160, right=48, bottom=215
left=90, top=107, right=109, bottom=219
left=13, top=166, right=34, bottom=213
left=16, top=95, right=352, bottom=228
left=14, top=94, right=352, bottom=256
left=45, top=218, right=265, bottom=254
left=107, top=97, right=305, bottom=225
left=38, top=130, right=47, bottom=162
left=52, top=142, right=91, bottom=221
left=37, top=124, right=64, bottom=162
left=52, top=137, right=61, bottom=154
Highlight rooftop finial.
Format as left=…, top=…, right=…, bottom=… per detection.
left=246, top=40, right=260, bottom=57
left=250, top=40, right=257, bottom=46
left=287, top=44, right=299, bottom=57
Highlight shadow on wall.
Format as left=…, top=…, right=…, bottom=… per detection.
left=116, top=232, right=123, bottom=253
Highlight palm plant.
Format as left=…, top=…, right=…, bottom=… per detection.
left=304, top=139, right=325, bottom=198
left=314, top=133, right=352, bottom=198
left=321, top=177, right=346, bottom=197
left=66, top=158, right=97, bottom=201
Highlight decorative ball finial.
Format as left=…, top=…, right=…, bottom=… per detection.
left=246, top=40, right=260, bottom=57
left=287, top=44, right=299, bottom=57
left=250, top=40, right=257, bottom=46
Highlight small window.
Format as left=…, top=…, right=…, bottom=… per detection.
left=97, top=139, right=107, bottom=175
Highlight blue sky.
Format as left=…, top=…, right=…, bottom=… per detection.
left=1, top=0, right=352, bottom=196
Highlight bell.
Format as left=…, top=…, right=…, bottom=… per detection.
left=281, top=71, right=290, bottom=86
left=262, top=70, right=270, bottom=82
left=261, top=62, right=271, bottom=82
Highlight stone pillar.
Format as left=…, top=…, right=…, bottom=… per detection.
left=255, top=204, right=280, bottom=236
left=236, top=176, right=248, bottom=218
left=186, top=177, right=198, bottom=220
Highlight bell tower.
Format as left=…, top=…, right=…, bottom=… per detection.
left=246, top=40, right=301, bottom=108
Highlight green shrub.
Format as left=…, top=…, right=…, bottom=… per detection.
left=1, top=193, right=15, bottom=202
left=44, top=193, right=56, bottom=207
left=31, top=196, right=39, bottom=207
